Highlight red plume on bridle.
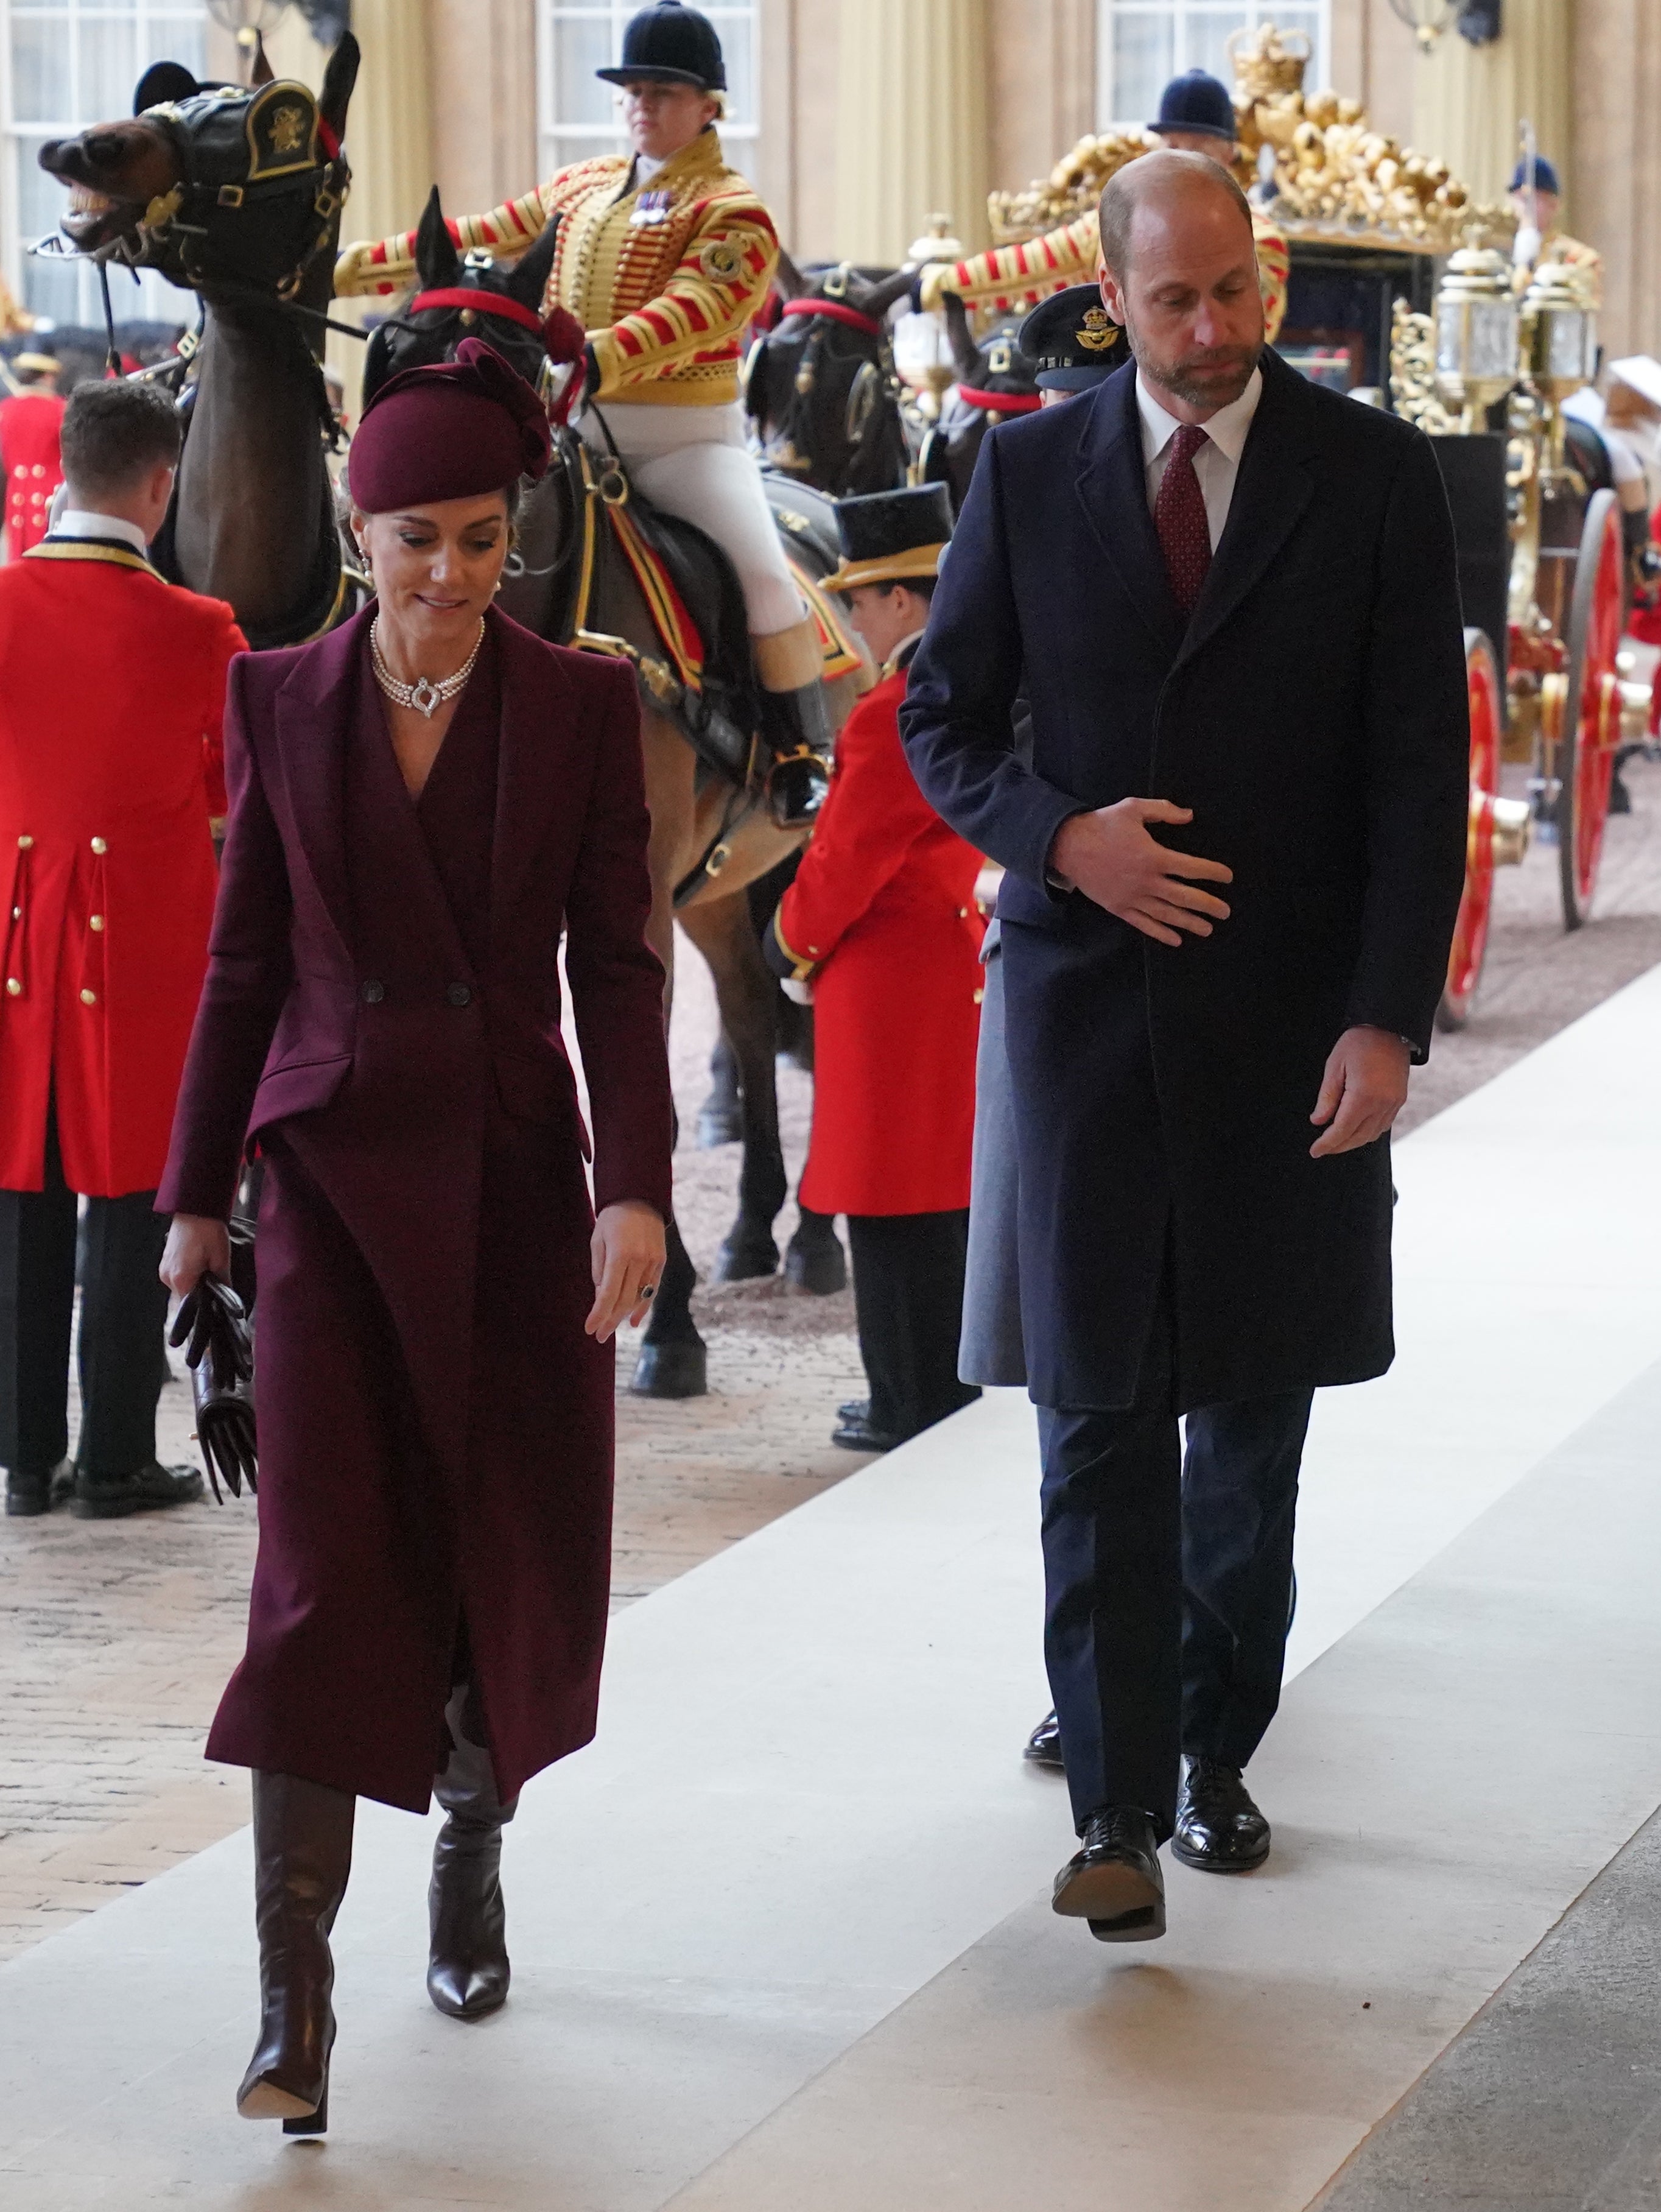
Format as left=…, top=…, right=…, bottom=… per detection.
left=539, top=304, right=588, bottom=427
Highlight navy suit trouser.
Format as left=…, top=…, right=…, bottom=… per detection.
left=1038, top=1312, right=1312, bottom=1839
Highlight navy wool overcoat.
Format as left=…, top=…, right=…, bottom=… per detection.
left=902, top=347, right=1469, bottom=1414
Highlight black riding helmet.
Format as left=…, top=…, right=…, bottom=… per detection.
left=596, top=2, right=727, bottom=93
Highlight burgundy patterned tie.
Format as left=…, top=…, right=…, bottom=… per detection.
left=1153, top=422, right=1212, bottom=616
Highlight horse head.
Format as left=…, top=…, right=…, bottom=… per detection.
left=746, top=258, right=914, bottom=496
left=362, top=185, right=570, bottom=407
left=919, top=295, right=1041, bottom=514
left=37, top=37, right=358, bottom=320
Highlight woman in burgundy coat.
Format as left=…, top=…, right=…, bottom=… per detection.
left=157, top=342, right=673, bottom=2132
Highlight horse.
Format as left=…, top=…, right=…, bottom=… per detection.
left=745, top=258, right=916, bottom=498
left=37, top=40, right=360, bottom=646
left=365, top=190, right=863, bottom=1393
left=915, top=296, right=1042, bottom=514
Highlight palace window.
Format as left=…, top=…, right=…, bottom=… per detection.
left=1097, top=2, right=1327, bottom=133
left=538, top=0, right=757, bottom=180
left=1, top=0, right=205, bottom=328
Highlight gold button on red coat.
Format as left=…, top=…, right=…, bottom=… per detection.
left=5, top=978, right=20, bottom=997
left=90, top=836, right=107, bottom=854
left=80, top=988, right=97, bottom=1006
left=88, top=914, right=105, bottom=931
left=16, top=834, right=32, bottom=850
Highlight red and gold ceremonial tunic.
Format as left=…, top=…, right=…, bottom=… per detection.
left=918, top=206, right=1291, bottom=345
left=1, top=392, right=67, bottom=555
left=337, top=127, right=778, bottom=409
left=0, top=539, right=243, bottom=1196
left=775, top=652, right=985, bottom=1218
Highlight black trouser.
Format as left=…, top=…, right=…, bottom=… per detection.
left=1038, top=1285, right=1312, bottom=1840
left=846, top=1209, right=981, bottom=1442
left=0, top=1104, right=170, bottom=1479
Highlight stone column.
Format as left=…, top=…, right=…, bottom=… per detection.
left=1409, top=0, right=1573, bottom=208
left=429, top=0, right=539, bottom=225
left=834, top=0, right=990, bottom=265
left=1574, top=0, right=1661, bottom=356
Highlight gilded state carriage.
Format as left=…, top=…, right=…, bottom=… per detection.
left=978, top=24, right=1648, bottom=1030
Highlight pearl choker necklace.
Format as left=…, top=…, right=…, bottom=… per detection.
left=370, top=617, right=485, bottom=719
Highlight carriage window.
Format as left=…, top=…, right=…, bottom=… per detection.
left=537, top=1, right=758, bottom=181
left=1096, top=2, right=1327, bottom=132
left=1, top=0, right=205, bottom=329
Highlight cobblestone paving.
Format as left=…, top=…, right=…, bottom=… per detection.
left=2, top=754, right=1657, bottom=1960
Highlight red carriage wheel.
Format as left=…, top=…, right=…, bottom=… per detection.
left=1436, top=629, right=1505, bottom=1032
left=1557, top=488, right=1624, bottom=929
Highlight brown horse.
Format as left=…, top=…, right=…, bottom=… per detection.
left=38, top=42, right=360, bottom=646
left=363, top=192, right=865, bottom=1392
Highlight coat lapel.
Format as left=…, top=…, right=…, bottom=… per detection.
left=490, top=609, right=571, bottom=957
left=273, top=607, right=368, bottom=956
left=1073, top=361, right=1186, bottom=660
left=1176, top=350, right=1318, bottom=669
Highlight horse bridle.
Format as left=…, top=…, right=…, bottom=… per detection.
left=129, top=86, right=351, bottom=300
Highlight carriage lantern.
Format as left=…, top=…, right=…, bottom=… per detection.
left=1433, top=250, right=1520, bottom=430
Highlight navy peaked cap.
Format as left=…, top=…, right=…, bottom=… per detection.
left=1019, top=284, right=1123, bottom=389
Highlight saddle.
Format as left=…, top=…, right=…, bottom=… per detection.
left=565, top=437, right=862, bottom=791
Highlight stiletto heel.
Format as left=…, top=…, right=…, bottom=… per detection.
left=283, top=2074, right=329, bottom=2136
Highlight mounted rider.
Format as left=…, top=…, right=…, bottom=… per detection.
left=915, top=69, right=1289, bottom=346
left=337, top=1, right=829, bottom=823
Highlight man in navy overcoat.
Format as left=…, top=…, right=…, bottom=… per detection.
left=902, top=152, right=1468, bottom=1942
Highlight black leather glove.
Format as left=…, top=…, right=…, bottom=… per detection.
left=169, top=1272, right=258, bottom=1501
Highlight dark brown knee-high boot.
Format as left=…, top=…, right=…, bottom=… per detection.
left=236, top=1770, right=355, bottom=2132
left=427, top=1681, right=517, bottom=2020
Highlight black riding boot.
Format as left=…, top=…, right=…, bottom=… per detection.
left=753, top=620, right=832, bottom=829
left=236, top=1771, right=355, bottom=2132
left=427, top=1681, right=518, bottom=2021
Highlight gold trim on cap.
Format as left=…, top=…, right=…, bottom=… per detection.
left=821, top=541, right=946, bottom=594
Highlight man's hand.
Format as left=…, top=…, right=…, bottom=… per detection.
left=160, top=1214, right=231, bottom=1298
left=586, top=1199, right=667, bottom=1341
left=1310, top=1026, right=1411, bottom=1158
left=1050, top=800, right=1232, bottom=946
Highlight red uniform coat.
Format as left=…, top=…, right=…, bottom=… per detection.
left=157, top=607, right=675, bottom=1812
left=779, top=654, right=984, bottom=1216
left=0, top=540, right=241, bottom=1196
left=1, top=392, right=67, bottom=554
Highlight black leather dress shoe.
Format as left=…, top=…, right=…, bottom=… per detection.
left=72, top=1460, right=205, bottom=1520
left=1024, top=1710, right=1064, bottom=1769
left=831, top=1414, right=899, bottom=1453
left=5, top=1458, right=74, bottom=1517
left=1052, top=1806, right=1165, bottom=1941
left=1172, top=1756, right=1271, bottom=1872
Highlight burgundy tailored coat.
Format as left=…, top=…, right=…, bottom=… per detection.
left=158, top=604, right=674, bottom=1813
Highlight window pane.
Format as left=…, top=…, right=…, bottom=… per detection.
left=12, top=19, right=72, bottom=125
left=549, top=14, right=618, bottom=128
left=709, top=12, right=754, bottom=126
left=17, top=133, right=72, bottom=241
left=81, top=19, right=138, bottom=125
left=1112, top=11, right=1173, bottom=127
left=543, top=131, right=625, bottom=177
left=138, top=13, right=205, bottom=76
left=1181, top=10, right=1248, bottom=86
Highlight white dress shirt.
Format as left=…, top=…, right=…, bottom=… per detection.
left=52, top=507, right=150, bottom=554
left=1136, top=365, right=1263, bottom=549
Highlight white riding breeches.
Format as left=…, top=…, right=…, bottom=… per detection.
left=577, top=400, right=804, bottom=638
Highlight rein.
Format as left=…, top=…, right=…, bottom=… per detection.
left=780, top=296, right=884, bottom=338
left=957, top=384, right=1042, bottom=415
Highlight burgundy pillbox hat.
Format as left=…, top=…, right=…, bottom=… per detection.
left=348, top=337, right=553, bottom=512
